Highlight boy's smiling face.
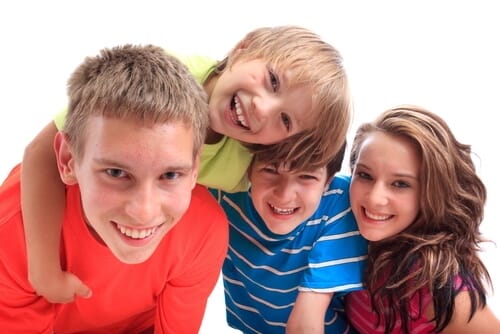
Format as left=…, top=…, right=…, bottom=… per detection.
left=207, top=59, right=313, bottom=145
left=55, top=116, right=199, bottom=264
left=248, top=159, right=328, bottom=235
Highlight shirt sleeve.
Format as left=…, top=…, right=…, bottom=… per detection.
left=198, top=137, right=252, bottom=192
left=300, top=176, right=368, bottom=293
left=0, top=166, right=55, bottom=333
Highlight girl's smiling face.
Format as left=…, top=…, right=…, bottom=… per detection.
left=350, top=131, right=421, bottom=242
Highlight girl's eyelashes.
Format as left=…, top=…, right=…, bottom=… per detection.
left=393, top=180, right=410, bottom=189
left=356, top=170, right=372, bottom=180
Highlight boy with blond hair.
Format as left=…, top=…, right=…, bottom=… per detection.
left=0, top=44, right=228, bottom=333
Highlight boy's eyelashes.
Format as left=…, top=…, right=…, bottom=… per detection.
left=258, top=165, right=321, bottom=180
left=268, top=69, right=280, bottom=92
left=103, top=168, right=183, bottom=181
left=106, top=168, right=128, bottom=178
left=280, top=113, right=291, bottom=131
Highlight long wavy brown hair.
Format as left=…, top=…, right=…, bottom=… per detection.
left=349, top=105, right=491, bottom=333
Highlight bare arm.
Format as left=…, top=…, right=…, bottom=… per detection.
left=21, top=121, right=91, bottom=302
left=286, top=291, right=333, bottom=334
left=440, top=291, right=500, bottom=334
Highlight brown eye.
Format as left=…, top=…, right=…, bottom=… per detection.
left=281, top=113, right=291, bottom=131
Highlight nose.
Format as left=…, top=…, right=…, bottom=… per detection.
left=272, top=177, right=295, bottom=203
left=252, top=94, right=280, bottom=121
left=367, top=181, right=389, bottom=207
left=124, top=183, right=163, bottom=226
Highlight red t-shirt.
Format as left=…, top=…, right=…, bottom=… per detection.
left=0, top=164, right=228, bottom=333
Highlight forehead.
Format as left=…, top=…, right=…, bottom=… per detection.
left=80, top=116, right=195, bottom=164
left=358, top=131, right=420, bottom=172
left=252, top=159, right=327, bottom=175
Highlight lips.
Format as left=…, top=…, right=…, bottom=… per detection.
left=115, top=222, right=161, bottom=240
left=230, top=95, right=250, bottom=129
left=364, top=208, right=392, bottom=221
left=269, top=203, right=297, bottom=215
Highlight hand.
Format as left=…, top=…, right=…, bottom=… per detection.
left=29, top=270, right=92, bottom=303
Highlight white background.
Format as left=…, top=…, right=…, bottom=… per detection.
left=0, top=1, right=498, bottom=332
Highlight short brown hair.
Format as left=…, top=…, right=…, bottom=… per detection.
left=64, top=44, right=208, bottom=158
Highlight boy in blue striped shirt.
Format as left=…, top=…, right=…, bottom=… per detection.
left=211, top=141, right=368, bottom=333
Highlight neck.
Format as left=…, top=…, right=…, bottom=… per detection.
left=205, top=128, right=223, bottom=144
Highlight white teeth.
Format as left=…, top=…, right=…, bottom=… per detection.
left=234, top=96, right=248, bottom=127
left=117, top=225, right=158, bottom=239
left=365, top=209, right=390, bottom=221
left=270, top=204, right=295, bottom=215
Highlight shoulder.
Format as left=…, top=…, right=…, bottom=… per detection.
left=185, top=185, right=228, bottom=231
left=319, top=174, right=352, bottom=211
left=328, top=174, right=351, bottom=191
left=0, top=165, right=31, bottom=289
left=190, top=185, right=226, bottom=214
left=0, top=164, right=22, bottom=228
left=165, top=50, right=218, bottom=84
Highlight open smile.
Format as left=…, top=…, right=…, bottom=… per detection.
left=230, top=95, right=250, bottom=129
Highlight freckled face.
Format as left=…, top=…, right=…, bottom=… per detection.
left=56, top=116, right=198, bottom=264
left=207, top=58, right=312, bottom=145
left=349, top=131, right=421, bottom=241
left=248, top=160, right=328, bottom=235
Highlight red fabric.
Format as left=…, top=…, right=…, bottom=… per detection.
left=346, top=288, right=435, bottom=333
left=346, top=274, right=466, bottom=333
left=0, top=164, right=228, bottom=333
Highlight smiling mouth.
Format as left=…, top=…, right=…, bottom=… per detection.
left=114, top=222, right=162, bottom=240
left=230, top=95, right=250, bottom=130
left=364, top=208, right=392, bottom=221
left=269, top=203, right=297, bottom=215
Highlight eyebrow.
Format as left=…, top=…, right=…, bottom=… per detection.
left=94, top=158, right=193, bottom=172
left=356, top=162, right=418, bottom=180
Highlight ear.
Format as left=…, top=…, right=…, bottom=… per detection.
left=190, top=149, right=201, bottom=190
left=324, top=176, right=334, bottom=192
left=54, top=132, right=78, bottom=185
left=246, top=157, right=259, bottom=183
left=234, top=39, right=248, bottom=52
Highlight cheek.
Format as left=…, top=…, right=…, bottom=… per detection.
left=349, top=181, right=361, bottom=200
left=397, top=196, right=420, bottom=227
left=168, top=190, right=193, bottom=219
left=302, top=189, right=324, bottom=215
left=80, top=187, right=116, bottom=219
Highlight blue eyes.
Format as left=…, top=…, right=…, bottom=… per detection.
left=269, top=70, right=279, bottom=92
left=161, top=172, right=180, bottom=180
left=106, top=168, right=126, bottom=178
left=105, top=169, right=180, bottom=180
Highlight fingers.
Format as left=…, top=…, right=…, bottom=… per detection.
left=74, top=282, right=92, bottom=299
left=34, top=271, right=93, bottom=303
left=66, top=273, right=92, bottom=300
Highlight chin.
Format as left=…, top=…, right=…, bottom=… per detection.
left=112, top=246, right=156, bottom=264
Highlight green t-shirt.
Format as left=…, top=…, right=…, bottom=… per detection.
left=54, top=52, right=251, bottom=192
